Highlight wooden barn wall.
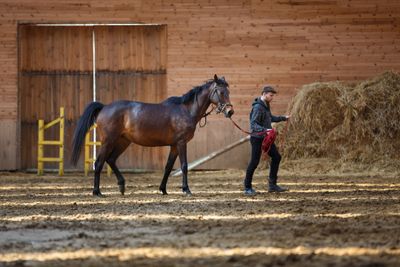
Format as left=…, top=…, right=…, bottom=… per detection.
left=95, top=26, right=168, bottom=170
left=0, top=0, right=399, bottom=170
left=19, top=26, right=94, bottom=170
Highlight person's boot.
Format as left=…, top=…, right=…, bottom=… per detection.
left=268, top=177, right=288, bottom=193
left=244, top=187, right=257, bottom=196
left=243, top=179, right=257, bottom=196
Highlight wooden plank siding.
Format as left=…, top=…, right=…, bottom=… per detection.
left=95, top=26, right=167, bottom=169
left=19, top=26, right=93, bottom=169
left=0, top=0, right=399, bottom=169
left=18, top=25, right=167, bottom=170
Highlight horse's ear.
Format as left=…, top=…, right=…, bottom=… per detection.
left=214, top=74, right=218, bottom=82
left=221, top=76, right=225, bottom=81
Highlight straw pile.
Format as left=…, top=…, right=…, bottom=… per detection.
left=278, top=71, right=400, bottom=170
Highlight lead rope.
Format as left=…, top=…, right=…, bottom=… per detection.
left=199, top=105, right=215, bottom=128
left=229, top=117, right=276, bottom=162
left=199, top=84, right=218, bottom=128
left=229, top=117, right=251, bottom=135
left=229, top=117, right=268, bottom=136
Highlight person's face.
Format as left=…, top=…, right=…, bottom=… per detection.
left=262, top=92, right=275, bottom=103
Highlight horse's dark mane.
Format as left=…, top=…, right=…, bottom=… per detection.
left=165, top=81, right=213, bottom=105
left=165, top=78, right=228, bottom=105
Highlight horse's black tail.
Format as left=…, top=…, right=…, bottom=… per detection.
left=71, top=102, right=105, bottom=166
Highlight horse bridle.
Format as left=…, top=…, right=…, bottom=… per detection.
left=198, top=82, right=233, bottom=127
left=208, top=82, right=233, bottom=114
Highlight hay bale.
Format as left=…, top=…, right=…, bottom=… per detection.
left=278, top=71, right=400, bottom=170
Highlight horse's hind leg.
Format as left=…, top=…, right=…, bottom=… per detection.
left=106, top=137, right=130, bottom=195
left=93, top=142, right=113, bottom=197
left=159, top=146, right=178, bottom=195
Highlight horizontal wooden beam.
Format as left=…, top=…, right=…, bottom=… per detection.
left=172, top=135, right=250, bottom=177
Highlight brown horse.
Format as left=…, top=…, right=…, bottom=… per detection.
left=71, top=75, right=234, bottom=197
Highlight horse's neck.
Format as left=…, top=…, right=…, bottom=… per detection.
left=187, top=90, right=211, bottom=123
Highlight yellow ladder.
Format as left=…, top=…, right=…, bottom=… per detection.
left=37, top=107, right=64, bottom=176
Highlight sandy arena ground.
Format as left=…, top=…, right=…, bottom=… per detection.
left=0, top=169, right=399, bottom=266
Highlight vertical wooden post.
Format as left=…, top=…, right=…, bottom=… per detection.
left=84, top=130, right=90, bottom=177
left=59, top=107, right=64, bottom=176
left=107, top=164, right=112, bottom=177
left=37, top=120, right=44, bottom=175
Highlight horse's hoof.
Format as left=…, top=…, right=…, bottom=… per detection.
left=184, top=191, right=192, bottom=197
left=159, top=190, right=168, bottom=195
left=119, top=184, right=125, bottom=195
left=93, top=190, right=105, bottom=197
left=159, top=187, right=168, bottom=195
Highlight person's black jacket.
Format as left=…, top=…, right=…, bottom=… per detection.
left=250, top=97, right=287, bottom=138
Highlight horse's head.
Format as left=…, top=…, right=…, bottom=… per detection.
left=209, top=74, right=234, bottom=118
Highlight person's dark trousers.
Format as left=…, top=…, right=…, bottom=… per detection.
left=267, top=143, right=282, bottom=185
left=244, top=137, right=262, bottom=189
left=244, top=137, right=281, bottom=189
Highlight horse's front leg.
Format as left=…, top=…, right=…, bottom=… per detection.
left=177, top=142, right=192, bottom=196
left=159, top=146, right=178, bottom=195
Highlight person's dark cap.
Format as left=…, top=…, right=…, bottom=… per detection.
left=262, top=86, right=277, bottom=94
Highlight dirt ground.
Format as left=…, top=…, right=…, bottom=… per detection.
left=0, top=169, right=399, bottom=267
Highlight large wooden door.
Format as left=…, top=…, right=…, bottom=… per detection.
left=19, top=24, right=167, bottom=170
left=19, top=25, right=93, bottom=169
left=95, top=25, right=167, bottom=169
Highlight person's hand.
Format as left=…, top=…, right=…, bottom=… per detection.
left=285, top=115, right=290, bottom=120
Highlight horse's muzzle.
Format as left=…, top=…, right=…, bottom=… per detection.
left=225, top=106, right=234, bottom=118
